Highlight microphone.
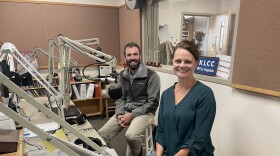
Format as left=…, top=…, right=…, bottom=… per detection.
left=0, top=61, right=11, bottom=107
left=92, top=77, right=115, bottom=82
left=20, top=72, right=33, bottom=86
left=93, top=73, right=122, bottom=99
left=108, top=82, right=122, bottom=100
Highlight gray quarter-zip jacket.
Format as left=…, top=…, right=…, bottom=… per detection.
left=115, top=63, right=161, bottom=117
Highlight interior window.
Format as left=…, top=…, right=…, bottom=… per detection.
left=142, top=0, right=240, bottom=85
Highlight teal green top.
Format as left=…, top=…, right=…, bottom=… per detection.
left=155, top=81, right=216, bottom=156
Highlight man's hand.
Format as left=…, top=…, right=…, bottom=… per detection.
left=117, top=114, right=124, bottom=125
left=119, top=113, right=133, bottom=128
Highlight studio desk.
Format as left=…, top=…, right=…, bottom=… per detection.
left=10, top=97, right=107, bottom=156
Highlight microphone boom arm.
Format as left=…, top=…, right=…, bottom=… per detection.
left=0, top=72, right=112, bottom=156
left=58, top=36, right=117, bottom=71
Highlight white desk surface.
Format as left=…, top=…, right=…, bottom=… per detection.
left=19, top=97, right=106, bottom=155
left=19, top=97, right=75, bottom=124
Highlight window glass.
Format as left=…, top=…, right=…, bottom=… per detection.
left=143, top=0, right=240, bottom=84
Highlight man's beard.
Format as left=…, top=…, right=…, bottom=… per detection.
left=127, top=59, right=141, bottom=70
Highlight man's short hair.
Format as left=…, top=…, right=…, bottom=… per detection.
left=123, top=42, right=141, bottom=56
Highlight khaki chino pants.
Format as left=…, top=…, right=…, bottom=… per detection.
left=98, top=112, right=154, bottom=156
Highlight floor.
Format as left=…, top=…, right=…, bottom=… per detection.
left=89, top=116, right=127, bottom=156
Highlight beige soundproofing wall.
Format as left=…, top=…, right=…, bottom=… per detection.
left=0, top=1, right=120, bottom=68
left=119, top=5, right=141, bottom=64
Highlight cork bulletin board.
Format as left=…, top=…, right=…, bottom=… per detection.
left=231, top=0, right=280, bottom=97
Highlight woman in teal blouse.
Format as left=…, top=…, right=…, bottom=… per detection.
left=154, top=40, right=216, bottom=156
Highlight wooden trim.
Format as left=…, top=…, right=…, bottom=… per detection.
left=39, top=64, right=99, bottom=69
left=231, top=83, right=280, bottom=97
left=39, top=63, right=124, bottom=69
left=118, top=4, right=126, bottom=8
left=0, top=0, right=119, bottom=8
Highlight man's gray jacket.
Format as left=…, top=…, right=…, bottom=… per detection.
left=115, top=64, right=161, bottom=117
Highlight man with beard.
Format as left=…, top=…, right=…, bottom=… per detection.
left=98, top=42, right=160, bottom=156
